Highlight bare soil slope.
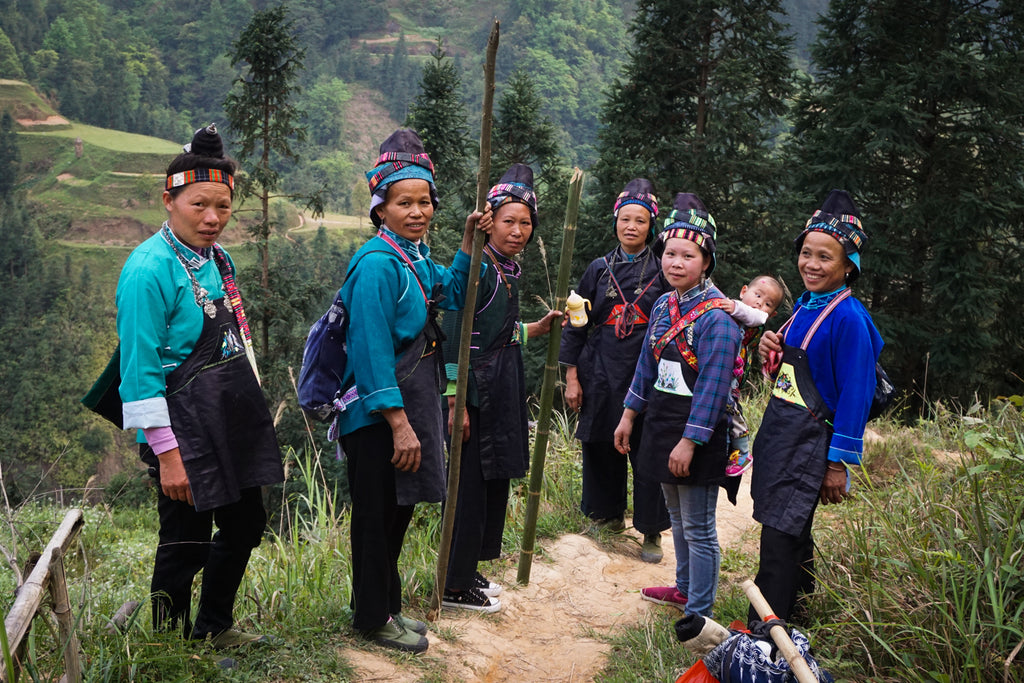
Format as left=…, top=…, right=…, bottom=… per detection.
left=346, top=477, right=757, bottom=682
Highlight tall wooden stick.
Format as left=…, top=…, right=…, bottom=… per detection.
left=428, top=19, right=500, bottom=621
left=517, top=167, right=585, bottom=585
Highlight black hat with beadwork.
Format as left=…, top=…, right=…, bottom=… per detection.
left=487, top=163, right=538, bottom=242
left=612, top=178, right=659, bottom=243
left=365, top=128, right=438, bottom=228
left=794, top=189, right=867, bottom=283
left=654, top=192, right=718, bottom=275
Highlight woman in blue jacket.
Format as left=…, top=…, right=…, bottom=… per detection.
left=335, top=129, right=491, bottom=654
left=117, top=125, right=283, bottom=649
left=749, top=190, right=883, bottom=624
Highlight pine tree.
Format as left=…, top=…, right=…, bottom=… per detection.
left=491, top=69, right=568, bottom=239
left=490, top=69, right=570, bottom=390
left=0, top=28, right=25, bottom=79
left=588, top=0, right=796, bottom=295
left=406, top=39, right=473, bottom=209
left=0, top=112, right=20, bottom=200
left=786, top=0, right=1024, bottom=401
left=224, top=3, right=307, bottom=354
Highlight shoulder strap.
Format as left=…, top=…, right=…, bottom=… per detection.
left=211, top=245, right=260, bottom=383
left=652, top=295, right=730, bottom=365
left=799, top=288, right=852, bottom=349
left=375, top=231, right=429, bottom=303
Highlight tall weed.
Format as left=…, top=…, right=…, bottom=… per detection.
left=812, top=401, right=1024, bottom=682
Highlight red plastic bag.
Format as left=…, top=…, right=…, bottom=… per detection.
left=676, top=660, right=717, bottom=683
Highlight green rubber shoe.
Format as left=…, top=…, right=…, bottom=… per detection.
left=640, top=533, right=663, bottom=563
left=365, top=618, right=428, bottom=654
left=392, top=613, right=428, bottom=636
left=207, top=628, right=282, bottom=650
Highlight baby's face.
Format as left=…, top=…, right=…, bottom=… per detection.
left=740, top=278, right=782, bottom=316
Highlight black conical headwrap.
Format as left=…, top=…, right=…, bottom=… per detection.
left=184, top=124, right=225, bottom=158
left=487, top=163, right=538, bottom=239
left=794, top=189, right=867, bottom=281
left=654, top=192, right=718, bottom=274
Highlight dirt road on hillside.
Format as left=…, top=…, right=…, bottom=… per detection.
left=345, top=476, right=757, bottom=682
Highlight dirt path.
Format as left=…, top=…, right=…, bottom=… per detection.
left=347, top=476, right=757, bottom=682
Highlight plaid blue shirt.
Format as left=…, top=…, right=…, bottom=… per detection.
left=624, top=283, right=741, bottom=445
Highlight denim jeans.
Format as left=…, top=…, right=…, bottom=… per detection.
left=661, top=482, right=720, bottom=618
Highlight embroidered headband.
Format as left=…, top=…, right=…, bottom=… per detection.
left=487, top=182, right=537, bottom=213
left=661, top=209, right=717, bottom=251
left=166, top=168, right=235, bottom=191
left=366, top=152, right=435, bottom=195
left=802, top=210, right=867, bottom=251
left=614, top=191, right=659, bottom=218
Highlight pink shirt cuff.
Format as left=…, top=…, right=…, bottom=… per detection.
left=143, top=426, right=179, bottom=455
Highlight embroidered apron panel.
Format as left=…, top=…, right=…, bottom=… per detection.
left=393, top=303, right=448, bottom=506
left=751, top=343, right=835, bottom=536
left=163, top=298, right=284, bottom=512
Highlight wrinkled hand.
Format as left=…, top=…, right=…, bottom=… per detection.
left=668, top=438, right=695, bottom=478
left=613, top=412, right=635, bottom=454
left=820, top=466, right=848, bottom=505
left=447, top=396, right=471, bottom=443
left=460, top=204, right=494, bottom=252
left=467, top=204, right=493, bottom=233
left=759, top=330, right=782, bottom=374
left=156, top=448, right=193, bottom=506
left=383, top=408, right=421, bottom=472
left=528, top=309, right=563, bottom=338
left=565, top=370, right=583, bottom=413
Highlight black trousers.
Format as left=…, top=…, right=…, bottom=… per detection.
left=146, top=445, right=267, bottom=639
left=341, top=422, right=416, bottom=632
left=580, top=421, right=670, bottom=536
left=749, top=509, right=817, bottom=625
left=445, top=405, right=510, bottom=591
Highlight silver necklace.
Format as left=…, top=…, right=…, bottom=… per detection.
left=161, top=223, right=217, bottom=318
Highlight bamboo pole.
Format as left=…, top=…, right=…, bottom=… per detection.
left=741, top=580, right=819, bottom=683
left=48, top=548, right=82, bottom=683
left=0, top=509, right=84, bottom=681
left=428, top=19, right=500, bottom=621
left=517, top=167, right=585, bottom=585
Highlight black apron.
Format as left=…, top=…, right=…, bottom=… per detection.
left=392, top=294, right=448, bottom=505
left=636, top=337, right=739, bottom=503
left=750, top=343, right=834, bottom=536
left=158, top=297, right=284, bottom=512
left=471, top=289, right=529, bottom=481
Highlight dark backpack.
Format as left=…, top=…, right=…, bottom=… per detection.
left=297, top=240, right=430, bottom=423
left=297, top=290, right=350, bottom=423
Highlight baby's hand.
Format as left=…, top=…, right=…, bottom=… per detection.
left=721, top=299, right=736, bottom=314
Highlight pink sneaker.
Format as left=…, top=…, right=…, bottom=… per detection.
left=640, top=586, right=688, bottom=610
left=725, top=449, right=752, bottom=477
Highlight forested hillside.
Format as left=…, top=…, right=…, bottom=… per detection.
left=0, top=0, right=828, bottom=213
left=3, top=0, right=1023, bottom=500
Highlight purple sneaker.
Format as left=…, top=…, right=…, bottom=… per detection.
left=640, top=586, right=689, bottom=611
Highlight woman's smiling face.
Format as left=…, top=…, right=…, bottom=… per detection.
left=375, top=179, right=434, bottom=241
left=798, top=232, right=853, bottom=293
left=660, top=237, right=709, bottom=294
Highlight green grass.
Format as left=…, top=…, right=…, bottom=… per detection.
left=19, top=123, right=180, bottom=155
left=1, top=79, right=62, bottom=125
left=2, top=386, right=1021, bottom=680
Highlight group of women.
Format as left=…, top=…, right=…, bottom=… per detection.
left=112, top=123, right=882, bottom=658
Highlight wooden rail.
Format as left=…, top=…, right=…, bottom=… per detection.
left=1, top=509, right=84, bottom=683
